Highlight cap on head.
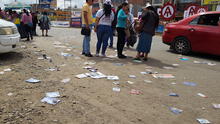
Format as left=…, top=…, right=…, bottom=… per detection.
left=143, top=3, right=151, bottom=9
left=104, top=0, right=112, bottom=6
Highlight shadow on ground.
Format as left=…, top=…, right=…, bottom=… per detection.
left=0, top=52, right=24, bottom=66
left=167, top=50, right=220, bottom=62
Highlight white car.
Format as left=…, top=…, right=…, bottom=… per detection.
left=0, top=19, right=20, bottom=53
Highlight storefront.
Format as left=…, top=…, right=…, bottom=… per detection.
left=202, top=0, right=220, bottom=11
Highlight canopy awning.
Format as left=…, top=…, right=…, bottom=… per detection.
left=5, top=2, right=31, bottom=10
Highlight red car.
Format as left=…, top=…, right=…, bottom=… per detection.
left=163, top=11, right=220, bottom=55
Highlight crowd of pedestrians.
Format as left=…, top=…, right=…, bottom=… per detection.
left=81, top=0, right=159, bottom=61
left=0, top=8, right=51, bottom=41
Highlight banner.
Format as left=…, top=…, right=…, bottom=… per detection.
left=203, top=0, right=220, bottom=5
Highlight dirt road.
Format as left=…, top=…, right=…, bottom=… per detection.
left=0, top=27, right=219, bottom=124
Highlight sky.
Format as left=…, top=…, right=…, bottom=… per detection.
left=0, top=0, right=85, bottom=8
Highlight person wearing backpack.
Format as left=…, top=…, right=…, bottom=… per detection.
left=94, top=0, right=114, bottom=57
left=39, top=12, right=50, bottom=36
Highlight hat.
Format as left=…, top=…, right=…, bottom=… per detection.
left=143, top=3, right=151, bottom=8
left=104, top=0, right=112, bottom=5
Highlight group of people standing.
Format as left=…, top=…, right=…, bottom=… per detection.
left=0, top=8, right=51, bottom=41
left=81, top=0, right=159, bottom=61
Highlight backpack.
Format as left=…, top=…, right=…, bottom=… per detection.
left=111, top=10, right=118, bottom=28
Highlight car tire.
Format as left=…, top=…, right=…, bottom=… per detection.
left=173, top=37, right=191, bottom=55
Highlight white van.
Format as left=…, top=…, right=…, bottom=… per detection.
left=0, top=19, right=20, bottom=53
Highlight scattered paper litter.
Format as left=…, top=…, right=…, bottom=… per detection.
left=21, top=45, right=26, bottom=48
left=113, top=82, right=120, bottom=85
left=75, top=74, right=88, bottom=79
left=38, top=57, right=44, bottom=60
left=54, top=45, right=67, bottom=48
left=127, top=81, right=134, bottom=84
left=66, top=49, right=72, bottom=51
left=7, top=93, right=13, bottom=96
left=169, top=93, right=179, bottom=97
left=61, top=52, right=73, bottom=57
left=133, top=60, right=142, bottom=63
left=207, top=63, right=216, bottom=66
left=83, top=66, right=92, bottom=69
left=26, top=78, right=41, bottom=83
left=212, top=104, right=220, bottom=109
left=45, top=68, right=57, bottom=71
left=163, top=66, right=174, bottom=70
left=84, top=62, right=96, bottom=65
left=171, top=82, right=177, bottom=85
left=145, top=66, right=153, bottom=69
left=61, top=78, right=71, bottom=83
left=113, top=63, right=124, bottom=66
left=107, top=76, right=119, bottom=81
left=46, top=92, right=60, bottom=98
left=41, top=97, right=60, bottom=105
left=129, top=75, right=136, bottom=78
left=196, top=118, right=211, bottom=124
left=169, top=107, right=183, bottom=114
left=140, top=72, right=148, bottom=75
left=4, top=68, right=12, bottom=72
left=172, top=64, right=179, bottom=66
left=152, top=74, right=175, bottom=79
left=112, top=87, right=121, bottom=92
left=130, top=89, right=142, bottom=95
left=86, top=72, right=106, bottom=79
left=144, top=80, right=152, bottom=83
left=0, top=71, right=4, bottom=75
left=179, top=57, right=189, bottom=61
left=183, top=82, right=197, bottom=87
left=197, top=93, right=208, bottom=98
left=53, top=41, right=62, bottom=45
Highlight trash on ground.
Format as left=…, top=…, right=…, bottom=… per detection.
left=196, top=118, right=211, bottom=124
left=54, top=45, right=67, bottom=48
left=4, top=68, right=12, bottom=72
left=61, top=78, right=71, bottom=83
left=112, top=87, right=121, bottom=92
left=183, top=82, right=197, bottom=86
left=152, top=74, right=175, bottom=79
left=21, top=45, right=26, bottom=48
left=75, top=74, right=88, bottom=79
left=127, top=81, right=134, bottom=84
left=197, top=93, right=208, bottom=98
left=144, top=80, right=152, bottom=83
left=108, top=55, right=117, bottom=58
left=53, top=41, right=62, bottom=45
left=133, top=60, right=142, bottom=63
left=113, top=63, right=124, bottom=66
left=0, top=71, right=4, bottom=75
left=130, top=89, right=142, bottom=95
left=129, top=75, right=136, bottom=78
left=113, top=81, right=120, bottom=85
left=207, top=63, right=216, bottom=66
left=84, top=62, right=96, bottom=65
left=7, top=93, right=13, bottom=96
left=46, top=92, right=60, bottom=98
left=179, top=57, right=189, bottom=61
left=66, top=49, right=72, bottom=51
left=61, top=52, right=73, bottom=57
left=212, top=103, right=220, bottom=109
left=41, top=97, right=60, bottom=105
left=83, top=66, right=92, bottom=69
left=107, top=76, right=119, bottom=80
left=169, top=93, right=179, bottom=97
left=86, top=72, right=106, bottom=79
left=172, top=64, right=179, bottom=66
left=171, top=82, right=177, bottom=85
left=163, top=66, right=174, bottom=70
left=26, top=78, right=41, bottom=83
left=140, top=72, right=148, bottom=75
left=45, top=67, right=59, bottom=71
left=145, top=66, right=153, bottom=69
left=194, top=61, right=216, bottom=66
left=169, top=107, right=183, bottom=114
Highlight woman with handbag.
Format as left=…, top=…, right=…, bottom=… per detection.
left=94, top=0, right=114, bottom=57
left=134, top=4, right=159, bottom=61
left=21, top=9, right=33, bottom=41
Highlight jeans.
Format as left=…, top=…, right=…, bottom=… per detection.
left=96, top=25, right=112, bottom=55
left=116, top=27, right=126, bottom=56
left=82, top=24, right=93, bottom=54
left=24, top=24, right=33, bottom=40
left=109, top=27, right=114, bottom=47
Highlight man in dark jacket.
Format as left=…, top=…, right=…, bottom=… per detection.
left=32, top=11, right=38, bottom=36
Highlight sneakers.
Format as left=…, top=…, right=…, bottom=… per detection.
left=118, top=54, right=127, bottom=59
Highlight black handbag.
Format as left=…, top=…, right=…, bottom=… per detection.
left=81, top=27, right=91, bottom=36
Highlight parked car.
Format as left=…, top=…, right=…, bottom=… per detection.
left=162, top=11, right=220, bottom=55
left=0, top=19, right=20, bottom=53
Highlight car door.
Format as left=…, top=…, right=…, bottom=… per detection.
left=188, top=14, right=220, bottom=55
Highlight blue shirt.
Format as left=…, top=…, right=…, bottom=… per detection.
left=116, top=9, right=127, bottom=28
